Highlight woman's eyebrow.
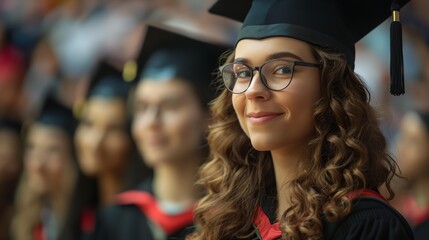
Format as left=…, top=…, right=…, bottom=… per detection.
left=233, top=58, right=249, bottom=64
left=266, top=52, right=304, bottom=61
left=233, top=52, right=304, bottom=64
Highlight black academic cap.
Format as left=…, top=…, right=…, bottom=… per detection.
left=209, top=0, right=410, bottom=95
left=125, top=25, right=230, bottom=103
left=86, top=61, right=131, bottom=100
left=36, top=96, right=77, bottom=137
left=0, top=117, right=22, bottom=134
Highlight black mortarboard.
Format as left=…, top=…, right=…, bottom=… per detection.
left=86, top=61, right=131, bottom=99
left=123, top=25, right=230, bottom=104
left=0, top=117, right=22, bottom=135
left=209, top=0, right=410, bottom=95
left=36, top=96, right=77, bottom=137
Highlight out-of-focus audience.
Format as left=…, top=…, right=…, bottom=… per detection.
left=59, top=61, right=148, bottom=240
left=396, top=110, right=429, bottom=239
left=10, top=96, right=78, bottom=240
left=0, top=118, right=22, bottom=240
left=95, top=25, right=227, bottom=240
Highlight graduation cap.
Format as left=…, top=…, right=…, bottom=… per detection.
left=86, top=61, right=131, bottom=100
left=0, top=117, right=22, bottom=135
left=74, top=61, right=131, bottom=118
left=123, top=25, right=230, bottom=104
left=36, top=95, right=77, bottom=137
left=209, top=0, right=410, bottom=96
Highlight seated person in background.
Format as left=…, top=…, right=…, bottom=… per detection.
left=11, top=95, right=78, bottom=240
left=61, top=61, right=148, bottom=240
left=396, top=110, right=429, bottom=240
left=0, top=118, right=22, bottom=240
left=95, top=25, right=227, bottom=240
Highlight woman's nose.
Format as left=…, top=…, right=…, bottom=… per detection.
left=244, top=71, right=271, bottom=100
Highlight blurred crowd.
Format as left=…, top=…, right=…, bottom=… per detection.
left=0, top=0, right=428, bottom=239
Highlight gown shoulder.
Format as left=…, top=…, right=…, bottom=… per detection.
left=326, top=197, right=415, bottom=240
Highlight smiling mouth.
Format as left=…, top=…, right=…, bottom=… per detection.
left=247, top=112, right=283, bottom=125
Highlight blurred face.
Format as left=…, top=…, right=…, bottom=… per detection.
left=24, top=124, right=73, bottom=195
left=232, top=37, right=321, bottom=152
left=132, top=79, right=207, bottom=167
left=0, top=80, right=21, bottom=114
left=397, top=112, right=429, bottom=181
left=75, top=98, right=131, bottom=176
left=0, top=130, right=22, bottom=185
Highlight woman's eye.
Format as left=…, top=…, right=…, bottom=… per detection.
left=135, top=103, right=147, bottom=113
left=236, top=69, right=252, bottom=79
left=274, top=66, right=292, bottom=75
left=161, top=101, right=181, bottom=111
left=81, top=119, right=92, bottom=127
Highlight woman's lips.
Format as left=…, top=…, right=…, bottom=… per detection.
left=247, top=112, right=283, bottom=125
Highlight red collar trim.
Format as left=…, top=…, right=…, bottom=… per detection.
left=253, top=207, right=282, bottom=240
left=116, top=190, right=194, bottom=235
left=33, top=222, right=45, bottom=240
left=346, top=189, right=386, bottom=201
left=80, top=208, right=96, bottom=234
left=253, top=189, right=386, bottom=239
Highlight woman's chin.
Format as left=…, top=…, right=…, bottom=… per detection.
left=250, top=139, right=273, bottom=152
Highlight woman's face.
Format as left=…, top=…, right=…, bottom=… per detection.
left=132, top=79, right=207, bottom=167
left=75, top=98, right=131, bottom=177
left=24, top=124, right=73, bottom=195
left=0, top=130, right=21, bottom=185
left=397, top=112, right=429, bottom=181
left=232, top=37, right=321, bottom=152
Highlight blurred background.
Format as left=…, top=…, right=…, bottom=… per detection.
left=0, top=0, right=429, bottom=239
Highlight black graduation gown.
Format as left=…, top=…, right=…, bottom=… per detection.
left=413, top=217, right=429, bottom=240
left=94, top=178, right=194, bottom=240
left=253, top=190, right=415, bottom=240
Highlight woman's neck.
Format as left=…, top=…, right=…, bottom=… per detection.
left=153, top=154, right=201, bottom=204
left=98, top=173, right=123, bottom=206
left=271, top=146, right=307, bottom=220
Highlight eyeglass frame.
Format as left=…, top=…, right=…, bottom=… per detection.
left=220, top=59, right=321, bottom=94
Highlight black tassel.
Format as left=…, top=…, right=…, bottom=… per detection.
left=390, top=4, right=405, bottom=96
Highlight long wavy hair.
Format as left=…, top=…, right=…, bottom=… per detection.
left=188, top=46, right=397, bottom=240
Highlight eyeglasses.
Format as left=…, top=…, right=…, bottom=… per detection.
left=221, top=59, right=321, bottom=94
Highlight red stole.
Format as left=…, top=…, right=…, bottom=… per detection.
left=253, top=189, right=386, bottom=240
left=116, top=191, right=194, bottom=235
left=33, top=223, right=45, bottom=240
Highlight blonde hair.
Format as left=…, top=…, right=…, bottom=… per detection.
left=188, top=47, right=397, bottom=239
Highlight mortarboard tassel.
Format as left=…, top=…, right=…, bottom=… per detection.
left=390, top=2, right=405, bottom=96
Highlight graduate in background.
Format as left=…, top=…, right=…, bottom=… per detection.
left=10, top=96, right=78, bottom=240
left=188, top=0, right=414, bottom=239
left=0, top=118, right=22, bottom=240
left=61, top=61, right=148, bottom=240
left=95, top=25, right=227, bottom=240
left=396, top=110, right=429, bottom=240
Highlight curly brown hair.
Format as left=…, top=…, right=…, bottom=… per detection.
left=188, top=46, right=397, bottom=240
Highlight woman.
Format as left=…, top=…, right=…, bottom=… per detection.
left=95, top=25, right=227, bottom=240
left=0, top=118, right=22, bottom=240
left=189, top=0, right=414, bottom=239
left=396, top=111, right=429, bottom=240
left=11, top=96, right=78, bottom=240
left=60, top=61, right=146, bottom=240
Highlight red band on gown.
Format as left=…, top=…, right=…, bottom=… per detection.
left=253, top=189, right=386, bottom=240
left=117, top=191, right=194, bottom=235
